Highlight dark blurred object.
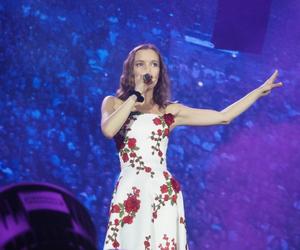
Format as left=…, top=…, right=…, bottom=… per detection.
left=0, top=183, right=97, bottom=250
left=212, top=0, right=272, bottom=53
left=143, top=73, right=153, bottom=85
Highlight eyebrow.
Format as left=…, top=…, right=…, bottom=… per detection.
left=134, top=59, right=159, bottom=62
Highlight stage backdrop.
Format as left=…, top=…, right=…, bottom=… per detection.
left=1, top=0, right=300, bottom=249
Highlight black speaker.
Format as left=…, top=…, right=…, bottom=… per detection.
left=212, top=0, right=272, bottom=53
left=0, top=182, right=97, bottom=250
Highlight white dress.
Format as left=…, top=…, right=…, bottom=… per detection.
left=103, top=111, right=189, bottom=250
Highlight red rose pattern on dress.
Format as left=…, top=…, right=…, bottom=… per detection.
left=114, top=114, right=155, bottom=177
left=105, top=186, right=141, bottom=248
left=106, top=112, right=188, bottom=249
left=145, top=234, right=181, bottom=250
left=144, top=235, right=151, bottom=250
left=151, top=113, right=175, bottom=164
left=158, top=234, right=177, bottom=250
left=114, top=115, right=135, bottom=151
left=151, top=171, right=181, bottom=222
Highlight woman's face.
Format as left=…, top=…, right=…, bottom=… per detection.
left=133, top=49, right=160, bottom=88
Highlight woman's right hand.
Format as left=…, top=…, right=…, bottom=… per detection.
left=132, top=74, right=147, bottom=110
left=134, top=74, right=146, bottom=94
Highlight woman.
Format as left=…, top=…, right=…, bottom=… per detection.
left=101, top=43, right=283, bottom=249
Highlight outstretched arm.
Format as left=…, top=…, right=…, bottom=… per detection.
left=170, top=70, right=283, bottom=127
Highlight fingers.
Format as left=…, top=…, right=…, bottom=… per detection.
left=269, top=69, right=279, bottom=82
left=274, top=82, right=283, bottom=88
left=134, top=74, right=145, bottom=93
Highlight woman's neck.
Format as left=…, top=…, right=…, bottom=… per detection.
left=142, top=89, right=155, bottom=108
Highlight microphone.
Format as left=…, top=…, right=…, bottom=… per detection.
left=143, top=74, right=152, bottom=85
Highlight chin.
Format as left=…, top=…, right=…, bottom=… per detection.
left=152, top=81, right=158, bottom=87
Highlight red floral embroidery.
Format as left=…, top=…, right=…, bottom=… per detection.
left=113, top=240, right=120, bottom=248
left=119, top=136, right=140, bottom=160
left=163, top=171, right=169, bottom=179
left=130, top=152, right=136, bottom=157
left=160, top=184, right=168, bottom=193
left=171, top=194, right=177, bottom=203
left=111, top=204, right=120, bottom=213
left=158, top=234, right=177, bottom=250
left=163, top=194, right=169, bottom=201
left=144, top=235, right=151, bottom=250
left=122, top=152, right=129, bottom=162
left=127, top=138, right=137, bottom=148
left=120, top=135, right=154, bottom=176
left=151, top=171, right=181, bottom=222
left=122, top=215, right=133, bottom=224
left=171, top=178, right=181, bottom=193
left=164, top=128, right=169, bottom=137
left=150, top=113, right=174, bottom=164
left=145, top=166, right=152, bottom=172
left=163, top=113, right=175, bottom=126
left=114, top=114, right=155, bottom=177
left=153, top=210, right=158, bottom=218
left=153, top=117, right=162, bottom=125
left=124, top=194, right=140, bottom=213
left=105, top=187, right=141, bottom=248
left=114, top=114, right=136, bottom=150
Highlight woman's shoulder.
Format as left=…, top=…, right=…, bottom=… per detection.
left=102, top=95, right=122, bottom=102
left=101, top=95, right=124, bottom=112
left=165, top=100, right=182, bottom=116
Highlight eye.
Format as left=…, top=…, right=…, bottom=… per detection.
left=135, top=62, right=143, bottom=67
left=152, top=62, right=159, bottom=67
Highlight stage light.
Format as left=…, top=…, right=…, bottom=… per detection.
left=0, top=182, right=97, bottom=250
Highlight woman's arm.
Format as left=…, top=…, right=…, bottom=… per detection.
left=169, top=103, right=228, bottom=127
left=171, top=70, right=283, bottom=127
left=101, top=95, right=137, bottom=139
left=220, top=87, right=262, bottom=123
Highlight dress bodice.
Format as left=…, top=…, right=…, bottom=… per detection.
left=114, top=111, right=175, bottom=173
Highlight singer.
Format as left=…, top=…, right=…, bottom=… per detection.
left=101, top=43, right=283, bottom=249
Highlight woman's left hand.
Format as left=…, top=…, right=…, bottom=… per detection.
left=257, top=69, right=284, bottom=97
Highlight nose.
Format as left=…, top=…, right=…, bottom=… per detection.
left=144, top=64, right=151, bottom=73
left=146, top=67, right=154, bottom=77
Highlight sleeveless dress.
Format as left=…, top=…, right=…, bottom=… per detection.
left=103, top=111, right=189, bottom=250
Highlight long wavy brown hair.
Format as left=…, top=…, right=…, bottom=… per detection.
left=115, top=43, right=172, bottom=108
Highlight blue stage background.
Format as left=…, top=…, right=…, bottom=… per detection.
left=1, top=0, right=300, bottom=249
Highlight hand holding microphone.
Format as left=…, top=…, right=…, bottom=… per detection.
left=134, top=73, right=152, bottom=93
left=131, top=73, right=153, bottom=105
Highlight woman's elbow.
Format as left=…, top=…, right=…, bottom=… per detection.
left=221, top=120, right=231, bottom=125
left=219, top=112, right=231, bottom=125
left=101, top=125, right=115, bottom=139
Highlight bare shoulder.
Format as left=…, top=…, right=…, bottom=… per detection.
left=101, top=96, right=124, bottom=120
left=101, top=95, right=123, bottom=110
left=101, top=96, right=114, bottom=117
left=101, top=95, right=115, bottom=109
left=165, top=102, right=182, bottom=116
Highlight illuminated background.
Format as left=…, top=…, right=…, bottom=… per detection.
left=1, top=0, right=300, bottom=249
